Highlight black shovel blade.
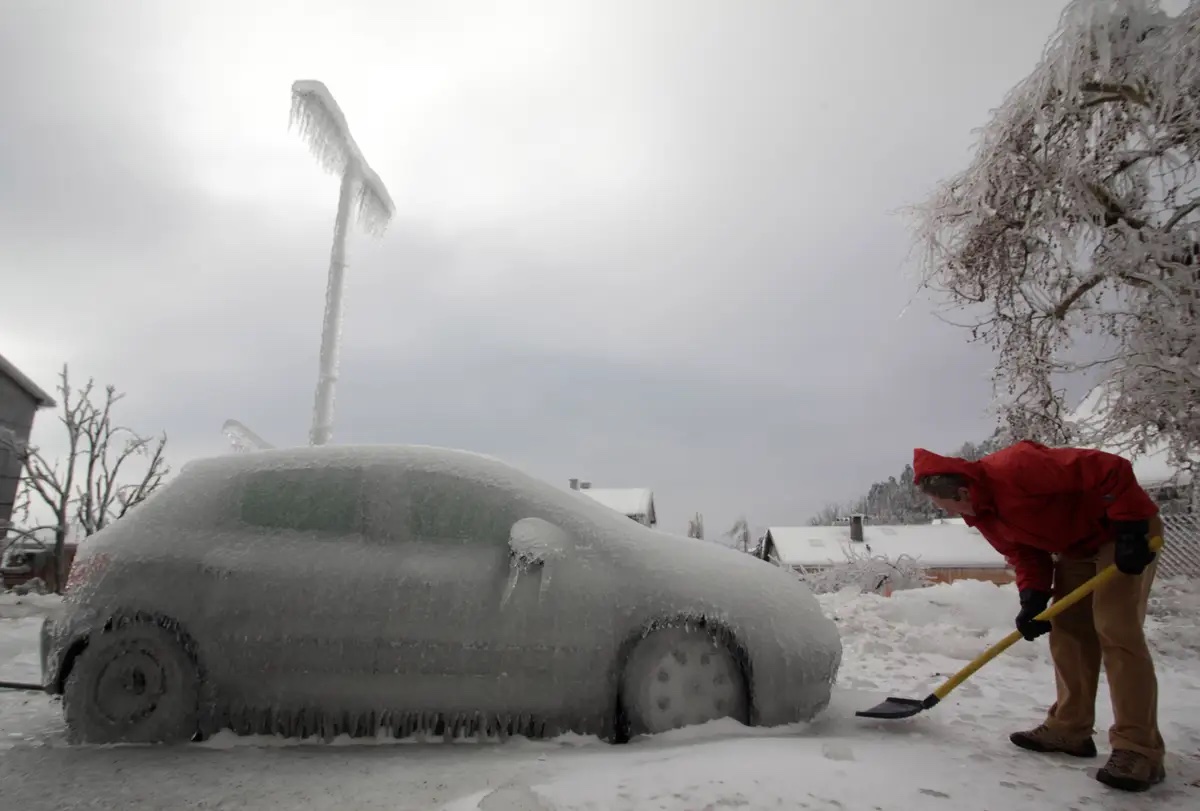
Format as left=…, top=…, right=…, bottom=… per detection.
left=855, top=697, right=927, bottom=720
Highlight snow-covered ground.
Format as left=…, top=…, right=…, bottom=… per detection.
left=2, top=582, right=1198, bottom=810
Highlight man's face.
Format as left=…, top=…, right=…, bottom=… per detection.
left=929, top=487, right=975, bottom=517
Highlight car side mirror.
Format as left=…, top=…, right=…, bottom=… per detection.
left=508, top=517, right=569, bottom=569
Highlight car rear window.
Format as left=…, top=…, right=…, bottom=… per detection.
left=240, top=466, right=364, bottom=533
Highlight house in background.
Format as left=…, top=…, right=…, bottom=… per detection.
left=2, top=533, right=79, bottom=591
left=759, top=514, right=1014, bottom=586
left=0, top=352, right=56, bottom=534
left=569, top=478, right=657, bottom=528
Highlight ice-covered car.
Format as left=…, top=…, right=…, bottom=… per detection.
left=42, top=445, right=841, bottom=744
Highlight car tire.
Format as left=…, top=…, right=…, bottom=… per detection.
left=620, top=625, right=749, bottom=737
left=64, top=620, right=200, bottom=744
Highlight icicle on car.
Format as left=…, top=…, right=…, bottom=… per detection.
left=41, top=445, right=841, bottom=744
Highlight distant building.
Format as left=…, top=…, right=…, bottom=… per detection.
left=759, top=515, right=1014, bottom=586
left=0, top=353, right=56, bottom=533
left=2, top=535, right=79, bottom=591
left=569, top=478, right=657, bottom=528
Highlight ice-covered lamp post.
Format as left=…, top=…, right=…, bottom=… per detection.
left=290, top=80, right=395, bottom=446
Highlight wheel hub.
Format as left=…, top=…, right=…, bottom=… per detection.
left=123, top=668, right=148, bottom=695
left=641, top=633, right=744, bottom=731
left=93, top=647, right=167, bottom=724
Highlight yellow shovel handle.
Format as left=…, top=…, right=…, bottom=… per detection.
left=930, top=534, right=1163, bottom=703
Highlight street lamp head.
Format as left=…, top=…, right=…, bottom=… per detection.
left=290, top=79, right=395, bottom=236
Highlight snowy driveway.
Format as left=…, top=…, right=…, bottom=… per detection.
left=3, top=584, right=1199, bottom=810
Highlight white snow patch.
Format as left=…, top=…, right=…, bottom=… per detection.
left=0, top=591, right=63, bottom=619
left=5, top=581, right=1200, bottom=809
left=0, top=592, right=59, bottom=686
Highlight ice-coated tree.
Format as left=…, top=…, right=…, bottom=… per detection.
left=14, top=366, right=169, bottom=592
left=725, top=515, right=752, bottom=552
left=808, top=503, right=843, bottom=527
left=686, top=512, right=705, bottom=540
left=911, top=0, right=1200, bottom=476
left=791, top=549, right=931, bottom=596
left=291, top=80, right=396, bottom=446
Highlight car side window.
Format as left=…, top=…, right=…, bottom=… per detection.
left=363, top=467, right=530, bottom=546
left=403, top=471, right=519, bottom=545
left=240, top=466, right=364, bottom=533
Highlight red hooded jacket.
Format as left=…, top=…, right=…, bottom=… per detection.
left=912, top=440, right=1158, bottom=593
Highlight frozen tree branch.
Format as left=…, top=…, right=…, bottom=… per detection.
left=1165, top=199, right=1200, bottom=231
left=1052, top=275, right=1107, bottom=318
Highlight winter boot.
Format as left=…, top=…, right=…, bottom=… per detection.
left=1009, top=725, right=1098, bottom=758
left=1095, top=750, right=1166, bottom=792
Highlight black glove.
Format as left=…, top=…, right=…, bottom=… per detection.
left=1112, top=519, right=1154, bottom=576
left=1015, top=590, right=1053, bottom=641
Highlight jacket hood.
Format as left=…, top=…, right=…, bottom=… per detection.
left=912, top=448, right=982, bottom=483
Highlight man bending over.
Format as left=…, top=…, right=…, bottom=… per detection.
left=913, top=440, right=1165, bottom=793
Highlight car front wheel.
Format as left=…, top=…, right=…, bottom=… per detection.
left=64, top=620, right=200, bottom=744
left=620, top=625, right=749, bottom=737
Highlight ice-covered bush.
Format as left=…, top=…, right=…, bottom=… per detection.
left=9, top=577, right=48, bottom=596
left=789, top=546, right=932, bottom=595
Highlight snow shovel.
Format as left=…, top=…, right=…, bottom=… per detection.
left=856, top=534, right=1165, bottom=720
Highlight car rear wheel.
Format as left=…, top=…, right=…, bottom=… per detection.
left=620, top=625, right=749, bottom=736
left=64, top=621, right=200, bottom=744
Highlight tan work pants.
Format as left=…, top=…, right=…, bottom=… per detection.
left=1043, top=515, right=1165, bottom=764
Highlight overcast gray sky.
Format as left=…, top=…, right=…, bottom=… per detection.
left=1, top=0, right=1073, bottom=537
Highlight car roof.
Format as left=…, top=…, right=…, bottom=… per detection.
left=183, top=444, right=509, bottom=477
left=177, top=445, right=572, bottom=503
left=173, top=444, right=659, bottom=541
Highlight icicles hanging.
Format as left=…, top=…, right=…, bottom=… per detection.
left=355, top=165, right=396, bottom=237
left=290, top=80, right=396, bottom=236
left=195, top=700, right=611, bottom=745
left=290, top=80, right=357, bottom=180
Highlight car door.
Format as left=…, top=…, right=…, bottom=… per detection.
left=201, top=463, right=378, bottom=709
left=362, top=465, right=561, bottom=715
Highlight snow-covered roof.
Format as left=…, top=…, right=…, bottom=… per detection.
left=0, top=352, right=55, bottom=408
left=765, top=523, right=1008, bottom=569
left=1070, top=385, right=1194, bottom=487
left=579, top=488, right=655, bottom=519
